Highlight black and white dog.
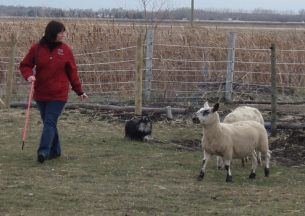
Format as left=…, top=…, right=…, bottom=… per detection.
left=125, top=116, right=152, bottom=141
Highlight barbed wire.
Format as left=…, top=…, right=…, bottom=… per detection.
left=152, top=43, right=272, bottom=52
left=77, top=59, right=135, bottom=66
left=83, top=81, right=134, bottom=86
left=0, top=57, right=10, bottom=60
left=235, top=60, right=270, bottom=65
left=150, top=80, right=225, bottom=84
left=74, top=46, right=136, bottom=56
left=232, top=82, right=270, bottom=87
left=235, top=47, right=271, bottom=52
left=88, top=90, right=135, bottom=94
left=150, top=68, right=225, bottom=72
left=279, top=49, right=305, bottom=52
left=79, top=69, right=134, bottom=74
left=277, top=62, right=305, bottom=65
left=154, top=43, right=229, bottom=50
left=152, top=57, right=229, bottom=64
left=151, top=89, right=226, bottom=93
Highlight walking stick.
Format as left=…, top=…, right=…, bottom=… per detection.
left=22, top=81, right=35, bottom=150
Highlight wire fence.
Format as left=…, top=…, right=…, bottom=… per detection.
left=1, top=29, right=305, bottom=108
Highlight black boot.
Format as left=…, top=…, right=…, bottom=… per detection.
left=37, top=154, right=45, bottom=163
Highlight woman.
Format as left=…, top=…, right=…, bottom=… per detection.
left=20, top=20, right=88, bottom=163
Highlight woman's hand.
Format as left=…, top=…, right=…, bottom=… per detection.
left=27, top=75, right=36, bottom=83
left=79, top=93, right=88, bottom=101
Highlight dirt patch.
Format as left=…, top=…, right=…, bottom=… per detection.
left=270, top=130, right=305, bottom=166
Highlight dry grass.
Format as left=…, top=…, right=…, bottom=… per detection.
left=1, top=18, right=305, bottom=103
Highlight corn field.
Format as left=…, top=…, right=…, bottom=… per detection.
left=1, top=17, right=305, bottom=106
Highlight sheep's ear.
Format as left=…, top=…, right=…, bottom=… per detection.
left=212, top=103, right=219, bottom=112
left=203, top=101, right=209, bottom=108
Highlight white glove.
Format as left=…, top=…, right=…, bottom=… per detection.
left=27, top=75, right=36, bottom=83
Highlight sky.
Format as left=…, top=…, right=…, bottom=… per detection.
left=1, top=0, right=304, bottom=13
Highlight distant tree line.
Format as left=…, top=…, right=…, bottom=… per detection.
left=0, top=5, right=305, bottom=22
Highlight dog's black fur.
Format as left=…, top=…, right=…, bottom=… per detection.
left=125, top=116, right=152, bottom=141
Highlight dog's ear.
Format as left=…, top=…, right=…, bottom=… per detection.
left=212, top=103, right=219, bottom=112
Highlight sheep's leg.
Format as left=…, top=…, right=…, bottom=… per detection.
left=216, top=156, right=220, bottom=169
left=257, top=152, right=262, bottom=166
left=249, top=151, right=258, bottom=179
left=264, top=151, right=271, bottom=177
left=241, top=158, right=246, bottom=167
left=224, top=160, right=233, bottom=182
left=216, top=156, right=224, bottom=170
left=197, top=151, right=210, bottom=181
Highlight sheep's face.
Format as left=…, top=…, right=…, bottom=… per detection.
left=193, top=102, right=219, bottom=125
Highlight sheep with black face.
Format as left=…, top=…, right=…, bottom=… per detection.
left=125, top=116, right=152, bottom=141
left=217, top=105, right=265, bottom=169
left=192, top=102, right=271, bottom=182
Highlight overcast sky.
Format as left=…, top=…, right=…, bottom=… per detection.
left=1, top=0, right=304, bottom=13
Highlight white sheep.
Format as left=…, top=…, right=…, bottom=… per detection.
left=192, top=102, right=271, bottom=182
left=224, top=106, right=264, bottom=125
left=217, top=106, right=265, bottom=169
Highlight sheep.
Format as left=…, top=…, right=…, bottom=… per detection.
left=224, top=106, right=264, bottom=125
left=192, top=102, right=271, bottom=182
left=217, top=106, right=265, bottom=169
left=125, top=116, right=152, bottom=141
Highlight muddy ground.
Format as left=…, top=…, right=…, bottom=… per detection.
left=257, top=104, right=305, bottom=167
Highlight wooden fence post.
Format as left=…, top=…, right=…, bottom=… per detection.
left=225, top=32, right=236, bottom=102
left=144, top=29, right=154, bottom=102
left=135, top=34, right=144, bottom=116
left=271, top=43, right=277, bottom=136
left=5, top=33, right=17, bottom=108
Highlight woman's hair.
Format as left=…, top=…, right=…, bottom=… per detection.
left=39, top=20, right=65, bottom=51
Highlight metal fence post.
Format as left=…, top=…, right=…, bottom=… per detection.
left=190, top=0, right=194, bottom=27
left=135, top=34, right=144, bottom=116
left=225, top=32, right=236, bottom=102
left=5, top=33, right=17, bottom=108
left=271, top=43, right=277, bottom=136
left=144, top=29, right=154, bottom=102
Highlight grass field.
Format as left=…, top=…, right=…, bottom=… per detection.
left=1, top=108, right=305, bottom=215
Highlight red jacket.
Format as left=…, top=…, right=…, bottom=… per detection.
left=20, top=43, right=83, bottom=102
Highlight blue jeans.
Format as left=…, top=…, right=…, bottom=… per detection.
left=36, top=101, right=66, bottom=159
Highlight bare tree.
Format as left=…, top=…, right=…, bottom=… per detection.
left=139, top=0, right=167, bottom=28
left=139, top=0, right=150, bottom=22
